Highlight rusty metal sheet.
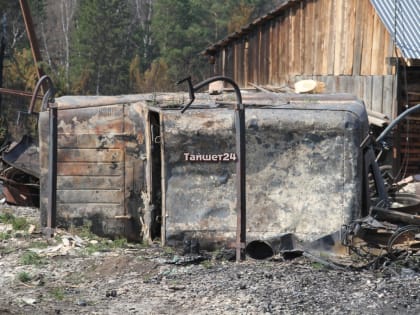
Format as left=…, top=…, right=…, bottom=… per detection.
left=57, top=163, right=123, bottom=176
left=1, top=179, right=39, bottom=207
left=57, top=149, right=124, bottom=162
left=57, top=106, right=125, bottom=134
left=2, top=135, right=39, bottom=178
left=0, top=139, right=40, bottom=206
left=161, top=98, right=369, bottom=247
left=57, top=134, right=126, bottom=149
left=57, top=175, right=123, bottom=190
left=56, top=190, right=123, bottom=204
left=39, top=100, right=147, bottom=241
left=59, top=204, right=123, bottom=217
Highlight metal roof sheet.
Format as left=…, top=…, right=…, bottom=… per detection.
left=370, top=0, right=420, bottom=59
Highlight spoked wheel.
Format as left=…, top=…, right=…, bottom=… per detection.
left=387, top=225, right=420, bottom=259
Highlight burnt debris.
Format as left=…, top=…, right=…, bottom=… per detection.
left=0, top=135, right=39, bottom=207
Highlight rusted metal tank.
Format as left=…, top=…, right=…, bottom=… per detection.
left=39, top=93, right=368, bottom=247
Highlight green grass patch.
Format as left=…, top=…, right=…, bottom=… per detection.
left=20, top=251, right=44, bottom=266
left=71, top=221, right=96, bottom=239
left=0, top=213, right=29, bottom=230
left=0, top=213, right=14, bottom=223
left=12, top=217, right=29, bottom=230
left=50, top=288, right=65, bottom=300
left=200, top=260, right=213, bottom=269
left=0, top=232, right=11, bottom=240
left=112, top=237, right=127, bottom=248
left=84, top=241, right=110, bottom=255
left=83, top=237, right=128, bottom=255
left=17, top=271, right=32, bottom=283
left=310, top=262, right=325, bottom=270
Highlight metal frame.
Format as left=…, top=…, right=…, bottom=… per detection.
left=30, top=75, right=56, bottom=236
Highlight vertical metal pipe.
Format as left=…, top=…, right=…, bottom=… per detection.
left=235, top=103, right=246, bottom=261
left=47, top=105, right=57, bottom=236
left=179, top=76, right=246, bottom=261
left=19, top=0, right=45, bottom=84
left=0, top=29, right=5, bottom=112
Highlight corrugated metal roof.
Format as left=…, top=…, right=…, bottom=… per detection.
left=370, top=0, right=420, bottom=59
left=204, top=0, right=420, bottom=59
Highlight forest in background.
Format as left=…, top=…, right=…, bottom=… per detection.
left=0, top=0, right=282, bottom=97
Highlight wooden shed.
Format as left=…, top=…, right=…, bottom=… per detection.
left=203, top=0, right=420, bottom=176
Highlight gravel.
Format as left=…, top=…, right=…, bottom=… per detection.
left=1, top=204, right=419, bottom=315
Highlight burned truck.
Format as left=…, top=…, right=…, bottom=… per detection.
left=38, top=89, right=370, bottom=252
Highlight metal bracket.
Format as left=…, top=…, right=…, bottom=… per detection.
left=176, top=76, right=194, bottom=113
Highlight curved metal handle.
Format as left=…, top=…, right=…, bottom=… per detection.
left=28, top=75, right=55, bottom=114
left=376, top=103, right=420, bottom=144
left=178, top=75, right=242, bottom=113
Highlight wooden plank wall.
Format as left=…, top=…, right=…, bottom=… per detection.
left=398, top=67, right=420, bottom=175
left=214, top=0, right=398, bottom=115
left=294, top=74, right=396, bottom=118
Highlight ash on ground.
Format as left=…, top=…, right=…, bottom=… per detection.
left=0, top=204, right=419, bottom=315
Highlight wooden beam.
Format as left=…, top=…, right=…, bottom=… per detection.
left=333, top=0, right=344, bottom=75
left=361, top=1, right=374, bottom=75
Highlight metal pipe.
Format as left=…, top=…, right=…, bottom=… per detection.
left=30, top=75, right=56, bottom=236
left=246, top=233, right=302, bottom=260
left=19, top=0, right=45, bottom=85
left=235, top=101, right=246, bottom=261
left=0, top=29, right=5, bottom=111
left=178, top=76, right=246, bottom=261
left=246, top=239, right=275, bottom=259
left=28, top=75, right=54, bottom=114
left=0, top=87, right=43, bottom=99
left=46, top=104, right=57, bottom=236
left=376, top=103, right=420, bottom=144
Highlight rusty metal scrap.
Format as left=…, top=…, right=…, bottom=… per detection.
left=0, top=87, right=43, bottom=99
left=387, top=225, right=420, bottom=258
left=342, top=104, right=420, bottom=260
left=0, top=166, right=39, bottom=207
left=0, top=0, right=52, bottom=208
left=371, top=207, right=420, bottom=226
left=342, top=193, right=420, bottom=258
left=0, top=135, right=40, bottom=207
left=344, top=154, right=420, bottom=258
left=2, top=135, right=39, bottom=178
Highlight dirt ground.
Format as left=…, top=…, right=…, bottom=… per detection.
left=1, top=204, right=420, bottom=315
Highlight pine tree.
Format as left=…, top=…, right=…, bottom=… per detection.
left=151, top=0, right=212, bottom=86
left=150, top=0, right=279, bottom=89
left=70, top=0, right=133, bottom=95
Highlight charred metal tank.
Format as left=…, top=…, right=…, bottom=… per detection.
left=160, top=94, right=368, bottom=248
left=39, top=93, right=368, bottom=246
